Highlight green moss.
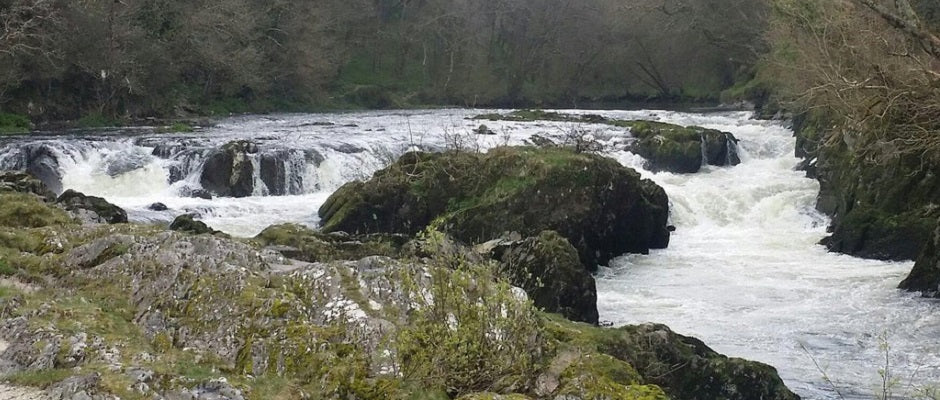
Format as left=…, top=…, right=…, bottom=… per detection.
left=157, top=122, right=195, bottom=133
left=152, top=332, right=174, bottom=353
left=0, top=193, right=74, bottom=228
left=0, top=258, right=15, bottom=277
left=4, top=369, right=74, bottom=388
left=77, top=112, right=121, bottom=128
left=0, top=112, right=31, bottom=134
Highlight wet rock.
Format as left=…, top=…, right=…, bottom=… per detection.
left=481, top=231, right=598, bottom=324
left=56, top=190, right=127, bottom=224
left=151, top=143, right=188, bottom=159
left=259, top=149, right=306, bottom=196
left=474, top=124, right=496, bottom=135
left=319, top=147, right=670, bottom=271
left=148, top=202, right=169, bottom=211
left=3, top=144, right=64, bottom=194
left=328, top=143, right=366, bottom=154
left=899, top=221, right=940, bottom=297
left=179, top=187, right=213, bottom=200
left=47, top=373, right=109, bottom=400
left=702, top=130, right=741, bottom=166
left=199, top=140, right=259, bottom=198
left=526, top=135, right=557, bottom=148
left=0, top=171, right=56, bottom=201
left=169, top=214, right=217, bottom=235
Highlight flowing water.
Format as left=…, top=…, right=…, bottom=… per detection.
left=0, top=109, right=937, bottom=398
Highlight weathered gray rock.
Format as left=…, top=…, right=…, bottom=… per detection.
left=56, top=190, right=127, bottom=224
left=0, top=171, right=56, bottom=201
left=199, top=140, right=259, bottom=197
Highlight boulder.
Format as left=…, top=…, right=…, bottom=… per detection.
left=481, top=231, right=598, bottom=324
left=199, top=140, right=259, bottom=197
left=56, top=189, right=127, bottom=224
left=0, top=171, right=56, bottom=201
left=318, top=147, right=670, bottom=271
left=474, top=124, right=496, bottom=135
left=628, top=121, right=740, bottom=173
left=899, top=221, right=940, bottom=297
left=147, top=202, right=169, bottom=211
left=3, top=144, right=63, bottom=194
left=169, top=214, right=217, bottom=235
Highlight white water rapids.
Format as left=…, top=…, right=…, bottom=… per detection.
left=0, top=109, right=937, bottom=398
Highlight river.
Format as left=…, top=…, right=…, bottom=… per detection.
left=0, top=109, right=937, bottom=399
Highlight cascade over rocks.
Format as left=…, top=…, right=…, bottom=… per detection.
left=55, top=189, right=127, bottom=224
left=198, top=140, right=316, bottom=197
left=318, top=147, right=671, bottom=271
left=0, top=143, right=63, bottom=194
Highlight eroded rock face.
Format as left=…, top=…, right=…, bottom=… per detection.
left=318, top=147, right=670, bottom=271
left=792, top=113, right=940, bottom=262
left=56, top=189, right=127, bottom=224
left=480, top=231, right=598, bottom=324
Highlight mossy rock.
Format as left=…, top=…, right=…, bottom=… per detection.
left=56, top=190, right=127, bottom=224
left=254, top=223, right=406, bottom=262
left=318, top=147, right=670, bottom=270
left=541, top=314, right=799, bottom=400
left=484, top=231, right=598, bottom=324
left=169, top=214, right=218, bottom=235
left=0, top=192, right=73, bottom=228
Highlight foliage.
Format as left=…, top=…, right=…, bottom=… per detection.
left=0, top=193, right=73, bottom=228
left=396, top=229, right=546, bottom=396
left=0, top=112, right=30, bottom=134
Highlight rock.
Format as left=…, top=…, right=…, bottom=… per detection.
left=255, top=223, right=406, bottom=262
left=199, top=140, right=259, bottom=197
left=180, top=188, right=213, bottom=200
left=169, top=214, right=217, bottom=235
left=542, top=316, right=800, bottom=400
left=526, top=135, right=557, bottom=148
left=56, top=190, right=127, bottom=224
left=474, top=124, right=496, bottom=135
left=318, top=147, right=670, bottom=271
left=46, top=373, right=108, bottom=400
left=259, top=149, right=306, bottom=196
left=899, top=221, right=940, bottom=297
left=482, top=231, right=598, bottom=324
left=793, top=112, right=940, bottom=262
left=148, top=202, right=169, bottom=211
left=628, top=121, right=739, bottom=174
left=702, top=130, right=741, bottom=166
left=0, top=171, right=56, bottom=201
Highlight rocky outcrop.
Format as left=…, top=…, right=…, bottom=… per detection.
left=0, top=172, right=56, bottom=201
left=628, top=121, right=740, bottom=174
left=199, top=140, right=259, bottom=197
left=793, top=112, right=940, bottom=263
left=318, top=147, right=670, bottom=271
left=0, top=144, right=62, bottom=194
left=55, top=190, right=127, bottom=224
left=479, top=231, right=598, bottom=324
left=899, top=221, right=940, bottom=296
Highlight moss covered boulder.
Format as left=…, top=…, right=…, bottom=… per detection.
left=55, top=189, right=127, bottom=224
left=169, top=214, right=218, bottom=235
left=318, top=147, right=670, bottom=270
left=628, top=121, right=740, bottom=174
left=542, top=315, right=799, bottom=400
left=481, top=231, right=598, bottom=324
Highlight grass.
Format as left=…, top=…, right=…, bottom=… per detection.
left=77, top=112, right=121, bottom=128
left=0, top=112, right=31, bottom=134
left=0, top=193, right=74, bottom=228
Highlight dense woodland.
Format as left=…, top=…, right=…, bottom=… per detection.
left=0, top=0, right=765, bottom=121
